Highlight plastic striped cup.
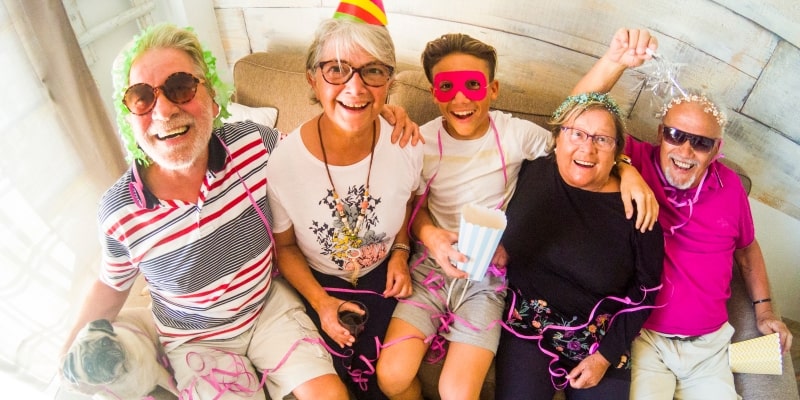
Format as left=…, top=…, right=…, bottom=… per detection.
left=456, top=203, right=507, bottom=281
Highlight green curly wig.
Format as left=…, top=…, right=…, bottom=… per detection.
left=111, top=24, right=232, bottom=165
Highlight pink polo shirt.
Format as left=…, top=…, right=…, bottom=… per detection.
left=625, top=138, right=755, bottom=336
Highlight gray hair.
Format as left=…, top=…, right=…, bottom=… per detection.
left=305, top=18, right=396, bottom=103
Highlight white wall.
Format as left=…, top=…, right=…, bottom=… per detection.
left=70, top=0, right=227, bottom=123
left=750, top=199, right=800, bottom=320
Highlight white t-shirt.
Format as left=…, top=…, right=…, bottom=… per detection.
left=267, top=117, right=422, bottom=279
left=418, top=110, right=551, bottom=231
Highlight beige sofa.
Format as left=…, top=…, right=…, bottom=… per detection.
left=60, top=49, right=798, bottom=400
left=229, top=50, right=798, bottom=400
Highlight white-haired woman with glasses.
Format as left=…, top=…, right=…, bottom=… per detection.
left=265, top=17, right=423, bottom=400
left=496, top=93, right=665, bottom=400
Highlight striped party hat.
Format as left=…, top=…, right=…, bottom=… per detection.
left=334, top=0, right=388, bottom=26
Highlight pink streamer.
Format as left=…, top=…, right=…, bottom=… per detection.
left=501, top=283, right=664, bottom=389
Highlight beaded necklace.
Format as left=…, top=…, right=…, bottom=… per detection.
left=316, top=115, right=376, bottom=250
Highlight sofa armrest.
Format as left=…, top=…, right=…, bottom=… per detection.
left=727, top=262, right=799, bottom=400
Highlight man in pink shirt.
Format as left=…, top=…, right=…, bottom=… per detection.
left=572, top=40, right=793, bottom=398
left=624, top=94, right=792, bottom=399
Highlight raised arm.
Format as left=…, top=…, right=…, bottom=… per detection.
left=572, top=28, right=658, bottom=95
left=572, top=28, right=660, bottom=230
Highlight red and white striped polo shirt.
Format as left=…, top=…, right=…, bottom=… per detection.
left=98, top=121, right=279, bottom=350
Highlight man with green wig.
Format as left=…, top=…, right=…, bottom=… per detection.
left=61, top=23, right=357, bottom=399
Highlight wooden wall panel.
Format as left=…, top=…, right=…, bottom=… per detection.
left=212, top=0, right=800, bottom=221
left=241, top=8, right=327, bottom=52
left=215, top=0, right=323, bottom=8
left=712, top=0, right=800, bottom=49
left=723, top=115, right=800, bottom=217
left=741, top=41, right=800, bottom=143
left=386, top=0, right=776, bottom=77
left=216, top=8, right=250, bottom=67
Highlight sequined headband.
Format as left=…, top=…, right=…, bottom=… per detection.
left=657, top=94, right=726, bottom=127
left=552, top=92, right=623, bottom=121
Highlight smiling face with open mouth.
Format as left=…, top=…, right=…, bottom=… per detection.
left=309, top=46, right=391, bottom=136
left=658, top=101, right=722, bottom=190
left=126, top=47, right=216, bottom=170
left=431, top=53, right=499, bottom=141
left=554, top=108, right=620, bottom=192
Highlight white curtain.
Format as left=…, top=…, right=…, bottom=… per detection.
left=0, top=0, right=126, bottom=395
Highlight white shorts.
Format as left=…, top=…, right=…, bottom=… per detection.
left=167, top=278, right=336, bottom=400
left=631, top=322, right=738, bottom=400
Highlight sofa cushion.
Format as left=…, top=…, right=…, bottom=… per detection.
left=224, top=102, right=278, bottom=128
left=232, top=51, right=320, bottom=134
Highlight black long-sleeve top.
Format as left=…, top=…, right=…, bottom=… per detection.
left=502, top=157, right=664, bottom=365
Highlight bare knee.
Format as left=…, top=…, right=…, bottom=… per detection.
left=293, top=373, right=349, bottom=400
left=438, top=374, right=482, bottom=400
left=438, top=345, right=493, bottom=400
left=377, top=356, right=418, bottom=397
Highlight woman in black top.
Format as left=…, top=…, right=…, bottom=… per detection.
left=496, top=93, right=664, bottom=400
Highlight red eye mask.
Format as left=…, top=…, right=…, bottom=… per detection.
left=432, top=70, right=488, bottom=102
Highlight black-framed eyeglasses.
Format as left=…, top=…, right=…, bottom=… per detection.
left=661, top=125, right=719, bottom=153
left=317, top=60, right=394, bottom=87
left=561, top=126, right=617, bottom=151
left=122, top=72, right=204, bottom=116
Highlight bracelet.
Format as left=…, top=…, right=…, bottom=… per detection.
left=752, top=298, right=771, bottom=305
left=390, top=243, right=411, bottom=253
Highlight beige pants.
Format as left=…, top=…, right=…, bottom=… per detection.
left=168, top=278, right=335, bottom=400
left=630, top=322, right=739, bottom=400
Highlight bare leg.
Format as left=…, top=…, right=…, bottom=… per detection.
left=439, top=342, right=494, bottom=400
left=376, top=318, right=428, bottom=400
left=292, top=373, right=349, bottom=400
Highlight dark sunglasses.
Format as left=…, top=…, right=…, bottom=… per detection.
left=661, top=125, right=719, bottom=153
left=122, top=72, right=204, bottom=116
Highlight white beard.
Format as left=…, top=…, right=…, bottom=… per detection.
left=664, top=167, right=697, bottom=190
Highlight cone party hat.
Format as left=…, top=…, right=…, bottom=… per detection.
left=334, top=0, right=388, bottom=26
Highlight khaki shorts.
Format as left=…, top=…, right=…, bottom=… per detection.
left=168, top=278, right=335, bottom=400
left=631, top=322, right=737, bottom=400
